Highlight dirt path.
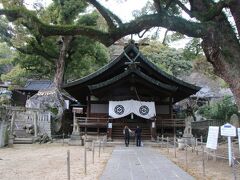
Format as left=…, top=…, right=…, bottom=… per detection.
left=154, top=142, right=240, bottom=180
left=0, top=143, right=113, bottom=180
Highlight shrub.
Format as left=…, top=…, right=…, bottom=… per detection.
left=198, top=96, right=238, bottom=120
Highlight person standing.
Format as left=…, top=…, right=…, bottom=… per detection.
left=123, top=126, right=130, bottom=147
left=135, top=125, right=142, bottom=147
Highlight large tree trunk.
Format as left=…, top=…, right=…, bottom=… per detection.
left=189, top=0, right=240, bottom=111
left=53, top=36, right=73, bottom=88
left=201, top=22, right=240, bottom=110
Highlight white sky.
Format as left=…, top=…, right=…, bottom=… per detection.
left=26, top=0, right=147, bottom=22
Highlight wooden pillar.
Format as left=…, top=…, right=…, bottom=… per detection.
left=151, top=119, right=156, bottom=141
left=86, top=96, right=91, bottom=134
left=169, top=96, right=175, bottom=137
left=87, top=96, right=91, bottom=118
left=107, top=119, right=112, bottom=141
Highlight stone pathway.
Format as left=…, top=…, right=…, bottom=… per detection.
left=100, top=146, right=194, bottom=180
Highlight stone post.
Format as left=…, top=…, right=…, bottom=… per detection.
left=69, top=108, right=82, bottom=145
left=8, top=110, right=16, bottom=147
left=34, top=111, right=38, bottom=138
left=183, top=116, right=193, bottom=145
left=10, top=110, right=16, bottom=136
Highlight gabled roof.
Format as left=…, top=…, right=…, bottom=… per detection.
left=88, top=69, right=178, bottom=92
left=63, top=42, right=200, bottom=103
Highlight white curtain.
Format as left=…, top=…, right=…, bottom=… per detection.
left=109, top=100, right=156, bottom=119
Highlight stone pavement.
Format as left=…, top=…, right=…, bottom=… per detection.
left=100, top=146, right=195, bottom=180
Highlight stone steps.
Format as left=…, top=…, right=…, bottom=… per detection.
left=14, top=137, right=33, bottom=144
left=112, top=123, right=151, bottom=140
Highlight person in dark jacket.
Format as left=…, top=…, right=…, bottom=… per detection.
left=123, top=126, right=131, bottom=147
left=135, top=125, right=142, bottom=146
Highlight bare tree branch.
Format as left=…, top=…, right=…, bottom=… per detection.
left=87, top=0, right=117, bottom=29
left=175, top=0, right=192, bottom=17
left=106, top=9, right=122, bottom=25
left=162, top=29, right=169, bottom=45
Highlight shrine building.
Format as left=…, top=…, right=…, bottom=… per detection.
left=63, top=41, right=200, bottom=140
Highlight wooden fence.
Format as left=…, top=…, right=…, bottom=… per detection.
left=191, top=119, right=227, bottom=129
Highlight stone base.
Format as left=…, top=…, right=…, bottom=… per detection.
left=71, top=133, right=81, bottom=140
left=8, top=136, right=14, bottom=147
left=68, top=139, right=83, bottom=146
left=182, top=136, right=195, bottom=146
left=69, top=133, right=83, bottom=146
left=107, top=137, right=113, bottom=142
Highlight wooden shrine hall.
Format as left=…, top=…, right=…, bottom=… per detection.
left=63, top=41, right=200, bottom=140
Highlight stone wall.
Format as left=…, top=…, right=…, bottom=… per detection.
left=37, top=112, right=51, bottom=137
left=11, top=108, right=52, bottom=138
left=0, top=121, right=8, bottom=147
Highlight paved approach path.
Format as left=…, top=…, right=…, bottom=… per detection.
left=100, top=146, right=194, bottom=180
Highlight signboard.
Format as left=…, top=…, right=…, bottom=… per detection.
left=220, top=123, right=236, bottom=166
left=108, top=123, right=112, bottom=129
left=152, top=122, right=155, bottom=128
left=220, top=123, right=236, bottom=137
left=206, top=126, right=219, bottom=150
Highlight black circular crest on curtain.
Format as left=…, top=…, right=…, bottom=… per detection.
left=139, top=105, right=149, bottom=115
left=114, top=105, right=125, bottom=115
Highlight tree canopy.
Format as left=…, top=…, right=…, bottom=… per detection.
left=0, top=0, right=109, bottom=86
left=0, top=0, right=240, bottom=109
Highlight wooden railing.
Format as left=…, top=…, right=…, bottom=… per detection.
left=191, top=119, right=227, bottom=129
left=77, top=117, right=185, bottom=128
left=77, top=117, right=109, bottom=127
left=156, top=118, right=185, bottom=127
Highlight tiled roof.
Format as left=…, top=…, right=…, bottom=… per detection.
left=24, top=80, right=52, bottom=91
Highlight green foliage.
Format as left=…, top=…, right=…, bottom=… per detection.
left=1, top=65, right=27, bottom=86
left=182, top=38, right=202, bottom=60
left=198, top=96, right=238, bottom=120
left=0, top=43, right=15, bottom=78
left=65, top=37, right=109, bottom=81
left=133, top=0, right=180, bottom=18
left=52, top=0, right=87, bottom=24
left=17, top=53, right=54, bottom=79
left=140, top=41, right=192, bottom=76
left=76, top=11, right=99, bottom=26
left=0, top=94, right=11, bottom=105
left=0, top=2, right=109, bottom=86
